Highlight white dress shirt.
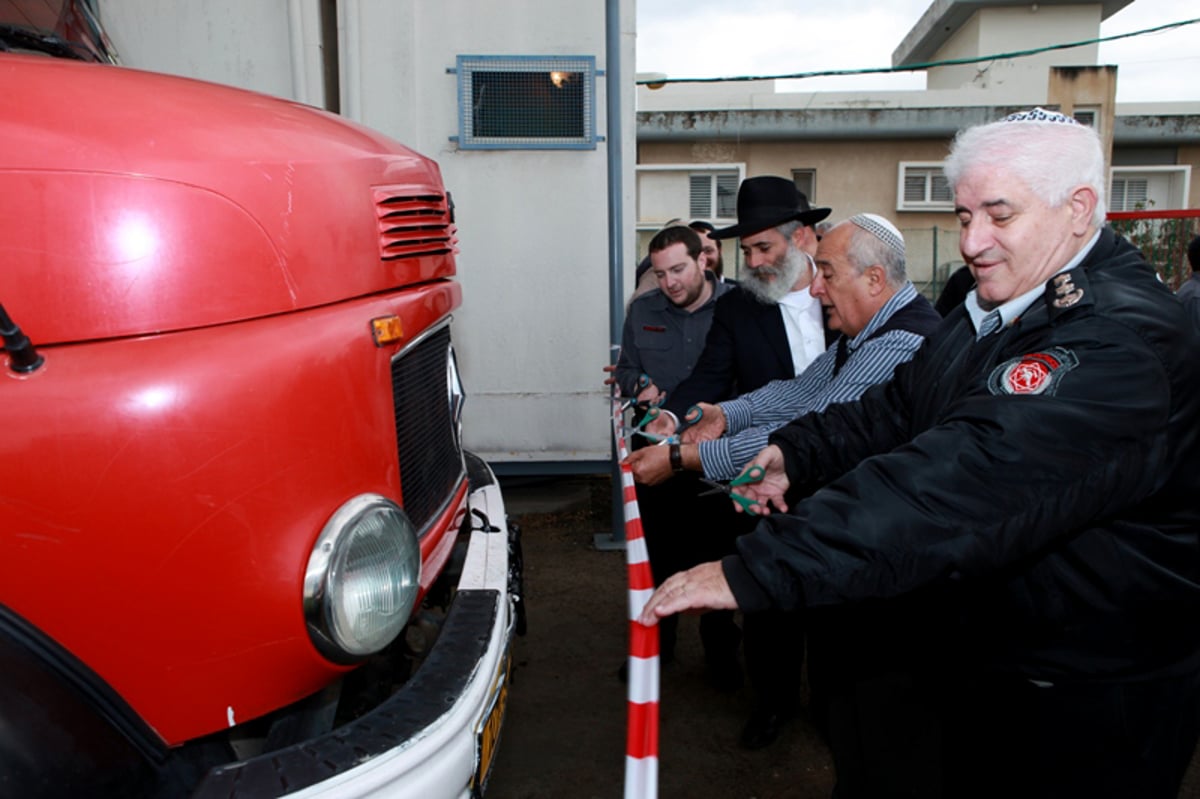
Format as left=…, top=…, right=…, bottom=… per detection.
left=778, top=287, right=824, bottom=376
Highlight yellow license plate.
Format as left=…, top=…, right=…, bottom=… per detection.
left=473, top=650, right=512, bottom=796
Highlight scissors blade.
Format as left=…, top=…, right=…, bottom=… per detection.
left=697, top=478, right=730, bottom=497
left=699, top=477, right=761, bottom=516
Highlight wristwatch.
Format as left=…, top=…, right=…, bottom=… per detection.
left=669, top=442, right=684, bottom=473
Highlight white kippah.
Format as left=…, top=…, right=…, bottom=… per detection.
left=848, top=213, right=905, bottom=258
left=1002, top=107, right=1079, bottom=125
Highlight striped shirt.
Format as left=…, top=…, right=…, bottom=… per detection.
left=699, top=282, right=929, bottom=479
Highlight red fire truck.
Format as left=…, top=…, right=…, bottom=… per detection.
left=0, top=49, right=522, bottom=798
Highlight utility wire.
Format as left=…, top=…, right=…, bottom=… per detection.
left=637, top=16, right=1200, bottom=85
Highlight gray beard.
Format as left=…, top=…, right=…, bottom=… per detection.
left=741, top=246, right=808, bottom=305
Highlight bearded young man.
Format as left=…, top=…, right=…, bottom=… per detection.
left=609, top=225, right=732, bottom=680
left=612, top=225, right=728, bottom=405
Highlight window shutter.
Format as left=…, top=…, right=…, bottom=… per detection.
left=930, top=172, right=952, bottom=203
left=1111, top=178, right=1127, bottom=210
left=1127, top=179, right=1149, bottom=209
left=1111, top=178, right=1150, bottom=211
left=689, top=175, right=712, bottom=217
left=903, top=172, right=926, bottom=203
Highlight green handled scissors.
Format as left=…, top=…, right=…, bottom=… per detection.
left=698, top=464, right=766, bottom=515
left=635, top=404, right=703, bottom=444
left=631, top=402, right=695, bottom=430
left=676, top=404, right=703, bottom=433
left=632, top=405, right=662, bottom=431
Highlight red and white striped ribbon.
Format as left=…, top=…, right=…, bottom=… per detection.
left=612, top=400, right=659, bottom=799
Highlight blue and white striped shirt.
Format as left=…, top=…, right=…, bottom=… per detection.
left=699, top=282, right=929, bottom=479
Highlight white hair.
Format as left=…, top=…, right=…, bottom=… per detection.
left=944, top=111, right=1106, bottom=228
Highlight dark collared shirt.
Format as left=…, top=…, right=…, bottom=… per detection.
left=615, top=273, right=731, bottom=398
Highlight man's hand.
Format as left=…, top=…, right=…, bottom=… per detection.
left=623, top=447, right=672, bottom=486
left=680, top=403, right=726, bottom=444
left=602, top=363, right=618, bottom=387
left=638, top=561, right=737, bottom=625
left=732, top=445, right=791, bottom=515
left=636, top=381, right=664, bottom=406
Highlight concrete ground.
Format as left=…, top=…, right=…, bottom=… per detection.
left=487, top=474, right=834, bottom=799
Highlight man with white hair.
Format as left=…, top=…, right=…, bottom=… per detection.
left=626, top=212, right=939, bottom=484
left=639, top=109, right=1200, bottom=797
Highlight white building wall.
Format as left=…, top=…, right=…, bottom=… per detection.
left=97, top=0, right=313, bottom=103
left=928, top=6, right=1100, bottom=95
left=95, top=0, right=636, bottom=467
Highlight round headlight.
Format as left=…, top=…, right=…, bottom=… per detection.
left=304, top=494, right=421, bottom=662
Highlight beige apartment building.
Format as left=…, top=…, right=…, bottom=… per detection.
left=635, top=0, right=1200, bottom=295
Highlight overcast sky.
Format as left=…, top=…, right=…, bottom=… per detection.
left=636, top=0, right=1198, bottom=103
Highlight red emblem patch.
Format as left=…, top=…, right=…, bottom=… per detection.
left=988, top=348, right=1078, bottom=396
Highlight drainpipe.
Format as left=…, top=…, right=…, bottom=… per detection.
left=599, top=0, right=626, bottom=549
left=338, top=0, right=363, bottom=121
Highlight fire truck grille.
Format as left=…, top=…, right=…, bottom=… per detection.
left=374, top=188, right=453, bottom=261
left=391, top=325, right=464, bottom=535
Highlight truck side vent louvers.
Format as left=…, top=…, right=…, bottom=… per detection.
left=375, top=189, right=453, bottom=261
left=391, top=325, right=464, bottom=534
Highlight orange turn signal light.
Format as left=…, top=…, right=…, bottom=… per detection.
left=371, top=315, right=404, bottom=346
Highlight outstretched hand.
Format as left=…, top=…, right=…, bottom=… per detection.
left=623, top=447, right=672, bottom=486
left=637, top=561, right=737, bottom=625
left=731, top=445, right=791, bottom=515
left=680, top=403, right=725, bottom=444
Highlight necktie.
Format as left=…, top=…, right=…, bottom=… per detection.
left=977, top=310, right=1002, bottom=339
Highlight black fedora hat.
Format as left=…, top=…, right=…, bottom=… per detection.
left=712, top=176, right=831, bottom=240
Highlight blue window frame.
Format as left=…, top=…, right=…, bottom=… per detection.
left=454, top=55, right=598, bottom=150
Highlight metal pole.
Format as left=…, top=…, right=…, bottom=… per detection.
left=596, top=0, right=626, bottom=551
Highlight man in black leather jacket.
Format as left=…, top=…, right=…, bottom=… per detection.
left=638, top=109, right=1200, bottom=798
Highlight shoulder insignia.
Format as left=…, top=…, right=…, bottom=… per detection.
left=1044, top=268, right=1094, bottom=321
left=987, top=347, right=1079, bottom=396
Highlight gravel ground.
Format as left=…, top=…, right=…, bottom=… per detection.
left=485, top=474, right=1200, bottom=799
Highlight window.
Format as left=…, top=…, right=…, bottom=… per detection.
left=454, top=55, right=597, bottom=150
left=1073, top=108, right=1097, bottom=128
left=1109, top=167, right=1192, bottom=212
left=689, top=171, right=739, bottom=219
left=635, top=163, right=744, bottom=229
left=897, top=163, right=953, bottom=211
left=1110, top=177, right=1149, bottom=211
left=792, top=169, right=816, bottom=203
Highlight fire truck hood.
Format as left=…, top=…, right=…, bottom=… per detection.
left=0, top=54, right=456, bottom=345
